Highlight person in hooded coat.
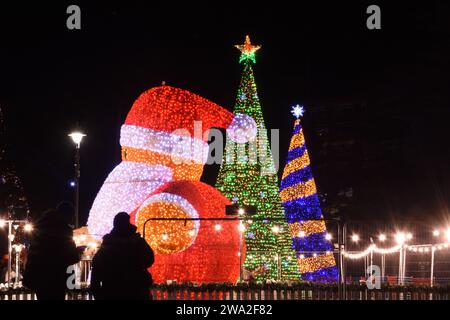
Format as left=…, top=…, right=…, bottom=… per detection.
left=0, top=227, right=8, bottom=283
left=23, top=202, right=83, bottom=300
left=90, top=212, right=154, bottom=300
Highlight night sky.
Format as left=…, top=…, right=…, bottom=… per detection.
left=0, top=2, right=449, bottom=226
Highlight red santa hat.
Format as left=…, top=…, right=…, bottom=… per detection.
left=120, top=85, right=256, bottom=163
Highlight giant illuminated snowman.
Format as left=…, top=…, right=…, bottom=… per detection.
left=87, top=85, right=256, bottom=283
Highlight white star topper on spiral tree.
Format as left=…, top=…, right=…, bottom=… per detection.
left=291, top=104, right=305, bottom=119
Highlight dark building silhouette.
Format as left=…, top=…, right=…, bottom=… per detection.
left=299, top=99, right=412, bottom=222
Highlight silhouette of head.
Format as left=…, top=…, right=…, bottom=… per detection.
left=56, top=202, right=75, bottom=226
left=112, top=212, right=136, bottom=235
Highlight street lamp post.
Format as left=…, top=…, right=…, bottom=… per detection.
left=13, top=244, right=24, bottom=287
left=238, top=221, right=245, bottom=281
left=342, top=221, right=347, bottom=300
left=395, top=232, right=406, bottom=285
left=7, top=220, right=12, bottom=288
left=430, top=246, right=435, bottom=287
left=402, top=245, right=407, bottom=285
left=379, top=234, right=386, bottom=282
left=69, top=131, right=86, bottom=229
left=0, top=219, right=33, bottom=288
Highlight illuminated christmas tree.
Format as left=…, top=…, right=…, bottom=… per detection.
left=0, top=107, right=30, bottom=219
left=280, top=105, right=338, bottom=282
left=216, top=36, right=300, bottom=281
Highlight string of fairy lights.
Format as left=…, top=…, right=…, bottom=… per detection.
left=90, top=221, right=448, bottom=261
left=342, top=230, right=450, bottom=259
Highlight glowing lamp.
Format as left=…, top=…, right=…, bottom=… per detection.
left=24, top=223, right=33, bottom=232
left=68, top=132, right=86, bottom=148
left=395, top=233, right=406, bottom=245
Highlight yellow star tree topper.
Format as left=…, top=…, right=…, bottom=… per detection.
left=235, top=35, right=261, bottom=64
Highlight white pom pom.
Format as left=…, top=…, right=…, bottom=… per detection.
left=227, top=113, right=257, bottom=143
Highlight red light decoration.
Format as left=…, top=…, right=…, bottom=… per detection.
left=131, top=181, right=244, bottom=284
left=125, top=86, right=235, bottom=140
left=87, top=85, right=253, bottom=284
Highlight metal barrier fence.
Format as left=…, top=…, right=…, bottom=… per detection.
left=2, top=284, right=450, bottom=300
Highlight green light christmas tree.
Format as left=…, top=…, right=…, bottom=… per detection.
left=216, top=36, right=300, bottom=281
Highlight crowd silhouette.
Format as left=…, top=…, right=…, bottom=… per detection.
left=22, top=204, right=154, bottom=300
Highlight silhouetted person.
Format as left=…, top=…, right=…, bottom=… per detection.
left=0, top=227, right=7, bottom=283
left=23, top=202, right=83, bottom=300
left=91, top=212, right=154, bottom=300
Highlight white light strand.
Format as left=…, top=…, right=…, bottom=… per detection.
left=120, top=124, right=209, bottom=164
left=87, top=162, right=173, bottom=238
left=373, top=245, right=402, bottom=254
left=343, top=242, right=450, bottom=259
left=343, top=245, right=375, bottom=259
left=408, top=243, right=450, bottom=253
